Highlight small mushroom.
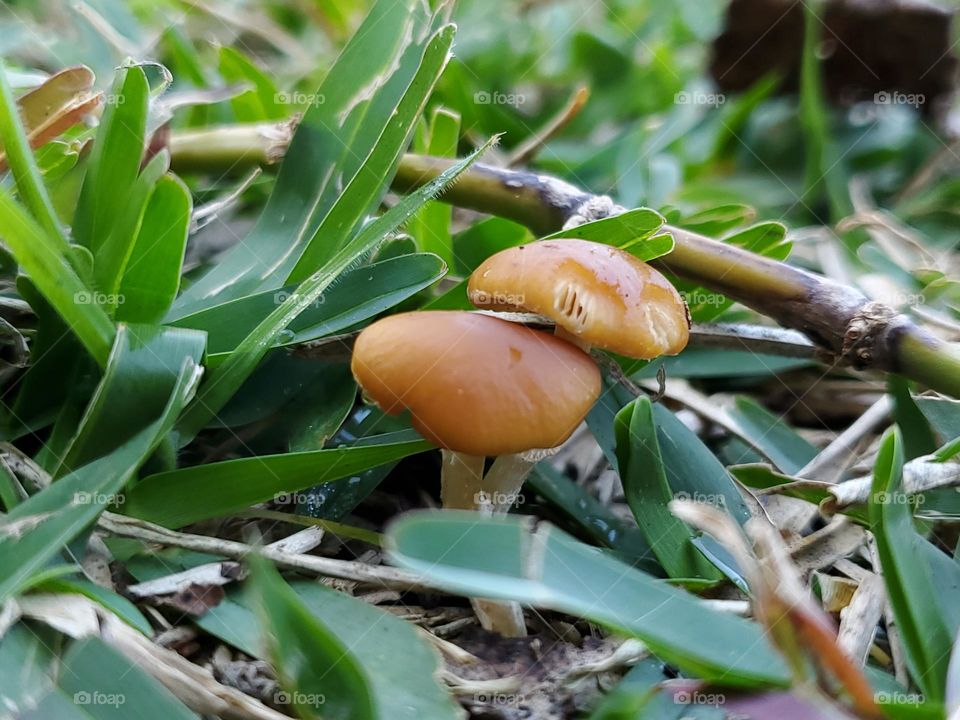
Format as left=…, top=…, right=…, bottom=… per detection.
left=467, top=238, right=691, bottom=357
left=351, top=310, right=600, bottom=636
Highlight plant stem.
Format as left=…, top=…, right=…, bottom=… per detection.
left=167, top=122, right=295, bottom=175
left=167, top=128, right=960, bottom=399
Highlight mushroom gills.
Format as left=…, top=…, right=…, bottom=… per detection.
left=554, top=282, right=592, bottom=331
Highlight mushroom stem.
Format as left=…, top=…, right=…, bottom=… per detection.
left=481, top=453, right=539, bottom=514
left=440, top=450, right=528, bottom=637
left=439, top=450, right=485, bottom=510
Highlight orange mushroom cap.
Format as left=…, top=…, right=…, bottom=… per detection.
left=467, top=239, right=690, bottom=358
left=350, top=311, right=601, bottom=456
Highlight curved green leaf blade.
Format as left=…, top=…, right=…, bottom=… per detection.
left=0, top=351, right=202, bottom=602
left=0, top=62, right=69, bottom=249
left=114, top=174, right=191, bottom=323
left=250, top=558, right=376, bottom=720
left=59, top=637, right=198, bottom=720
left=172, top=0, right=444, bottom=313
left=387, top=511, right=790, bottom=688
left=175, top=137, right=495, bottom=441
left=0, top=190, right=115, bottom=366
left=172, top=252, right=445, bottom=359
left=73, top=66, right=149, bottom=255
left=123, top=434, right=431, bottom=528
left=199, top=581, right=462, bottom=720
left=870, top=428, right=954, bottom=702
left=54, top=324, right=205, bottom=477
left=615, top=397, right=719, bottom=579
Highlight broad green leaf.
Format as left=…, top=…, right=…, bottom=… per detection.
left=93, top=151, right=169, bottom=307
left=726, top=396, right=817, bottom=475
left=651, top=402, right=752, bottom=524
left=250, top=559, right=376, bottom=720
left=541, top=207, right=671, bottom=261
left=172, top=253, right=445, bottom=360
left=175, top=137, right=495, bottom=441
left=293, top=408, right=410, bottom=521
left=53, top=325, right=206, bottom=477
left=123, top=434, right=431, bottom=528
left=0, top=189, right=115, bottom=366
left=285, top=365, right=356, bottom=452
left=726, top=221, right=791, bottom=259
left=673, top=204, right=754, bottom=236
left=916, top=397, right=960, bottom=446
left=172, top=0, right=445, bottom=313
left=211, top=354, right=346, bottom=428
left=199, top=582, right=460, bottom=720
left=889, top=377, right=938, bottom=460
left=0, top=351, right=201, bottom=602
left=387, top=511, right=791, bottom=688
left=527, top=463, right=658, bottom=572
left=73, top=66, right=149, bottom=256
left=0, top=623, right=58, bottom=714
left=114, top=175, right=191, bottom=324
left=58, top=637, right=198, bottom=720
left=615, top=397, right=719, bottom=579
left=870, top=428, right=953, bottom=701
left=284, top=23, right=456, bottom=282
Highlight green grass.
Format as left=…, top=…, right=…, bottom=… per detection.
left=0, top=0, right=958, bottom=718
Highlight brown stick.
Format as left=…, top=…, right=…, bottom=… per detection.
left=393, top=155, right=960, bottom=398
left=166, top=127, right=960, bottom=399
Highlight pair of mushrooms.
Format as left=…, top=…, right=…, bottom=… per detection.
left=351, top=239, right=691, bottom=636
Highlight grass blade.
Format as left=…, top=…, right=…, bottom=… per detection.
left=0, top=61, right=69, bottom=249
left=0, top=189, right=115, bottom=366
left=387, top=510, right=791, bottom=688
left=123, top=434, right=431, bottom=528
left=175, top=137, right=496, bottom=441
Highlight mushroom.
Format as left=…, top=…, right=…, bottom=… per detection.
left=351, top=310, right=601, bottom=636
left=466, top=237, right=691, bottom=516
left=467, top=238, right=690, bottom=357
